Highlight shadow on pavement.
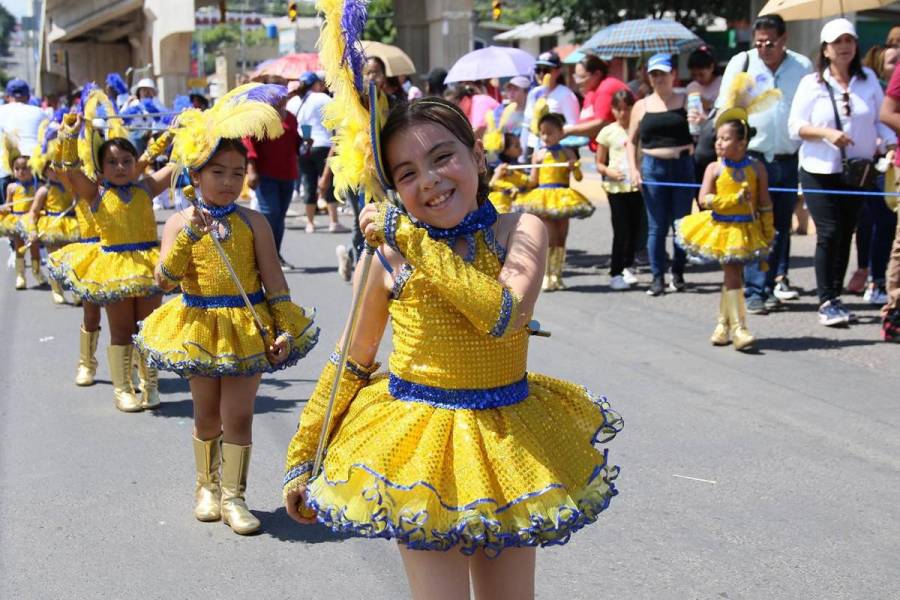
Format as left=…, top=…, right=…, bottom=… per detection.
left=150, top=395, right=305, bottom=418
left=755, top=336, right=880, bottom=352
left=258, top=506, right=353, bottom=544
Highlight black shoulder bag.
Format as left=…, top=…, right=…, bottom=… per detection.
left=825, top=81, right=876, bottom=190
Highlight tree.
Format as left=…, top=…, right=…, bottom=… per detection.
left=366, top=0, right=396, bottom=43
left=0, top=4, right=15, bottom=56
left=536, top=0, right=750, bottom=41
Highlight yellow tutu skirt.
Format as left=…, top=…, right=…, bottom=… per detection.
left=513, top=186, right=595, bottom=219
left=0, top=212, right=24, bottom=237
left=16, top=213, right=80, bottom=245
left=59, top=245, right=161, bottom=304
left=305, top=372, right=622, bottom=555
left=676, top=212, right=770, bottom=264
left=48, top=240, right=100, bottom=289
left=488, top=190, right=515, bottom=214
left=134, top=296, right=319, bottom=377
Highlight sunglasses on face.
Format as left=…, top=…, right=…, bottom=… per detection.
left=754, top=39, right=780, bottom=49
left=535, top=67, right=551, bottom=74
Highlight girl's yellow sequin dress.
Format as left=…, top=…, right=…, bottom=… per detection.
left=488, top=169, right=530, bottom=214
left=0, top=181, right=35, bottom=237
left=513, top=147, right=594, bottom=219
left=47, top=194, right=101, bottom=290
left=676, top=159, right=770, bottom=264
left=284, top=209, right=621, bottom=555
left=134, top=205, right=319, bottom=377
left=57, top=182, right=161, bottom=304
left=18, top=182, right=79, bottom=243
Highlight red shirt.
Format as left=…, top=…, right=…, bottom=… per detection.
left=580, top=76, right=628, bottom=151
left=887, top=67, right=900, bottom=166
left=243, top=112, right=300, bottom=180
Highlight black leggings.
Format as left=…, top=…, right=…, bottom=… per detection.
left=800, top=169, right=865, bottom=303
left=608, top=191, right=644, bottom=276
left=298, top=146, right=336, bottom=204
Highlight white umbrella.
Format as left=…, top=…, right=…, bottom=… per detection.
left=758, top=0, right=897, bottom=21
left=444, top=46, right=536, bottom=84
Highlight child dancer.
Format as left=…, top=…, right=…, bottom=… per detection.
left=134, top=84, right=319, bottom=535
left=596, top=89, right=644, bottom=291
left=676, top=77, right=777, bottom=351
left=483, top=104, right=531, bottom=214
left=514, top=107, right=594, bottom=290
left=1, top=135, right=43, bottom=289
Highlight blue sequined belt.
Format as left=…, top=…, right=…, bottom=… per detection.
left=11, top=210, right=27, bottom=215
left=182, top=289, right=265, bottom=308
left=101, top=241, right=159, bottom=253
left=538, top=184, right=566, bottom=189
left=388, top=373, right=529, bottom=410
left=45, top=210, right=75, bottom=217
left=711, top=212, right=753, bottom=223
left=80, top=236, right=100, bottom=243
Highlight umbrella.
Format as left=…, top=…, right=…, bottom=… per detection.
left=361, top=41, right=416, bottom=76
left=758, top=0, right=895, bottom=21
left=249, top=53, right=321, bottom=79
left=579, top=18, right=705, bottom=58
left=444, top=46, right=535, bottom=83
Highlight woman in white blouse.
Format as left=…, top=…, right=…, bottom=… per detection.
left=788, top=18, right=897, bottom=327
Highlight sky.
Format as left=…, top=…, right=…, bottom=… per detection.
left=1, top=0, right=31, bottom=18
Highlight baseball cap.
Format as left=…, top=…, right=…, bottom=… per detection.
left=5, top=79, right=29, bottom=98
left=535, top=51, right=562, bottom=69
left=647, top=53, right=673, bottom=73
left=820, top=18, right=857, bottom=44
left=506, top=75, right=531, bottom=90
left=299, top=71, right=319, bottom=86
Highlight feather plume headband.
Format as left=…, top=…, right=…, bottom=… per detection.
left=27, top=118, right=54, bottom=175
left=715, top=72, right=782, bottom=135
left=483, top=102, right=518, bottom=155
left=317, top=0, right=389, bottom=203
left=78, top=87, right=129, bottom=182
left=1, top=131, right=22, bottom=174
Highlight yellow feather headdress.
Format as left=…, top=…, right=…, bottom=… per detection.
left=1, top=130, right=22, bottom=174
left=483, top=102, right=518, bottom=156
left=715, top=72, right=782, bottom=136
left=27, top=119, right=52, bottom=176
left=530, top=98, right=549, bottom=136
left=79, top=87, right=130, bottom=182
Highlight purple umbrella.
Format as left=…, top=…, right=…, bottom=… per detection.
left=444, top=46, right=536, bottom=84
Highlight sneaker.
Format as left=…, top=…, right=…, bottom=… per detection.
left=278, top=254, right=296, bottom=272
left=773, top=278, right=800, bottom=301
left=847, top=268, right=868, bottom=294
left=819, top=300, right=850, bottom=327
left=610, top=274, right=630, bottom=290
left=668, top=272, right=686, bottom=292
left=305, top=222, right=316, bottom=233
left=883, top=309, right=900, bottom=342
left=646, top=276, right=665, bottom=296
left=746, top=296, right=768, bottom=315
left=764, top=295, right=781, bottom=312
left=621, top=268, right=638, bottom=285
left=832, top=298, right=857, bottom=323
left=335, top=244, right=352, bottom=281
left=864, top=286, right=888, bottom=305
left=329, top=222, right=351, bottom=233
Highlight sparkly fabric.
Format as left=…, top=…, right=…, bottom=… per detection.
left=0, top=183, right=35, bottom=237
left=284, top=238, right=621, bottom=554
left=388, top=373, right=529, bottom=409
left=17, top=185, right=79, bottom=244
left=74, top=198, right=99, bottom=241
left=134, top=208, right=319, bottom=378
left=488, top=170, right=530, bottom=214
left=676, top=162, right=770, bottom=264
left=513, top=150, right=594, bottom=219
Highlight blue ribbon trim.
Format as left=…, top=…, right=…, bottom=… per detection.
left=538, top=183, right=566, bottom=189
left=45, top=209, right=75, bottom=217
left=181, top=289, right=265, bottom=308
left=490, top=288, right=514, bottom=337
left=423, top=200, right=497, bottom=241
left=711, top=212, right=753, bottom=223
left=101, top=241, right=159, bottom=253
left=388, top=373, right=529, bottom=410
left=79, top=236, right=100, bottom=244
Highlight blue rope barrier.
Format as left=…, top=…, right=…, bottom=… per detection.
left=637, top=179, right=900, bottom=198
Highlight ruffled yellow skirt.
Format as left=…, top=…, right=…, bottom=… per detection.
left=57, top=246, right=161, bottom=304
left=16, top=213, right=80, bottom=245
left=305, top=372, right=621, bottom=555
left=513, top=186, right=594, bottom=219
left=134, top=297, right=319, bottom=377
left=488, top=190, right=515, bottom=214
left=676, top=212, right=770, bottom=264
left=0, top=212, right=25, bottom=237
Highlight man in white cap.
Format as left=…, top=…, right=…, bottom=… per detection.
left=0, top=79, right=44, bottom=198
left=121, top=77, right=161, bottom=155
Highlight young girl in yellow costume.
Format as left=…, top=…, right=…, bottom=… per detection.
left=514, top=108, right=594, bottom=291
left=483, top=104, right=531, bottom=214
left=134, top=83, right=319, bottom=535
left=676, top=73, right=778, bottom=351
left=1, top=134, right=45, bottom=289
left=53, top=86, right=173, bottom=412
left=22, top=120, right=80, bottom=304
left=284, top=3, right=621, bottom=597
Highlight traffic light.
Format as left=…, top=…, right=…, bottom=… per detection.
left=288, top=1, right=298, bottom=21
left=492, top=0, right=502, bottom=20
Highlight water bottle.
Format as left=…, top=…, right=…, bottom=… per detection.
left=687, top=92, right=702, bottom=136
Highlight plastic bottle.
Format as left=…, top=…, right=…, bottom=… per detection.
left=687, top=92, right=702, bottom=136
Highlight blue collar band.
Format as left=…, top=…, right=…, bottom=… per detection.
left=422, top=200, right=498, bottom=241
left=723, top=156, right=752, bottom=170
left=197, top=199, right=237, bottom=219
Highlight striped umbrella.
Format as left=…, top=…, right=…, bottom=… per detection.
left=579, top=18, right=705, bottom=58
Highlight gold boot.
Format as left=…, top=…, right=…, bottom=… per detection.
left=49, top=278, right=66, bottom=304
left=136, top=352, right=161, bottom=409
left=31, top=258, right=46, bottom=285
left=550, top=246, right=567, bottom=290
left=75, top=326, right=100, bottom=386
left=193, top=435, right=222, bottom=522
left=221, top=442, right=261, bottom=535
left=14, top=256, right=26, bottom=289
left=108, top=344, right=142, bottom=412
left=710, top=288, right=730, bottom=346
left=724, top=289, right=755, bottom=352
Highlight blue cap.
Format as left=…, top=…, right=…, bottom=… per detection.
left=5, top=79, right=29, bottom=98
left=647, top=53, right=673, bottom=73
left=299, top=72, right=319, bottom=87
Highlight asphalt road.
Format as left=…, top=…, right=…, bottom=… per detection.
left=1, top=197, right=898, bottom=599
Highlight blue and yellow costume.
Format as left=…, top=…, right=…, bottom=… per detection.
left=284, top=202, right=621, bottom=555
left=0, top=180, right=35, bottom=237
left=488, top=169, right=530, bottom=214
left=134, top=201, right=319, bottom=377
left=513, top=146, right=594, bottom=219
left=48, top=194, right=101, bottom=286
left=677, top=158, right=770, bottom=264
left=18, top=181, right=79, bottom=244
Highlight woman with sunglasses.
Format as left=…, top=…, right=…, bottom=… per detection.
left=789, top=18, right=897, bottom=327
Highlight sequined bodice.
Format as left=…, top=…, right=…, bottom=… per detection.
left=181, top=210, right=261, bottom=297
left=75, top=199, right=98, bottom=239
left=10, top=183, right=34, bottom=213
left=45, top=184, right=72, bottom=213
left=388, top=233, right=529, bottom=389
left=93, top=184, right=157, bottom=246
left=713, top=163, right=757, bottom=216
left=537, top=150, right=570, bottom=186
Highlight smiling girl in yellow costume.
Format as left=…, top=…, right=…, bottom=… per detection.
left=283, top=3, right=621, bottom=597
left=134, top=83, right=319, bottom=535
left=1, top=133, right=44, bottom=289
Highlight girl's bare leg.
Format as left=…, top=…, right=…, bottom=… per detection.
left=219, top=374, right=260, bottom=445
left=471, top=547, right=536, bottom=600
left=398, top=545, right=471, bottom=600
left=190, top=376, right=223, bottom=440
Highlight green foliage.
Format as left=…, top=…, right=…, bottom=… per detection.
left=365, top=0, right=396, bottom=43
left=0, top=3, right=15, bottom=56
left=535, top=0, right=749, bottom=42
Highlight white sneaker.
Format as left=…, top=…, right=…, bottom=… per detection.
left=865, top=286, right=888, bottom=305
left=621, top=268, right=638, bottom=285
left=335, top=244, right=352, bottom=281
left=773, top=279, right=800, bottom=301
left=610, top=274, right=630, bottom=290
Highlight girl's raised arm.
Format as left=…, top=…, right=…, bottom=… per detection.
left=499, top=213, right=548, bottom=330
